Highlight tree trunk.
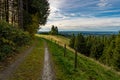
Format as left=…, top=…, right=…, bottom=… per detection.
left=25, top=0, right=28, bottom=11
left=64, top=44, right=66, bottom=57
left=0, top=0, right=4, bottom=20
left=11, top=0, right=15, bottom=25
left=5, top=0, right=9, bottom=22
left=74, top=49, right=77, bottom=70
left=18, top=0, right=23, bottom=29
left=0, top=0, right=2, bottom=20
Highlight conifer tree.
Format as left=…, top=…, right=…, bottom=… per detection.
left=69, top=34, right=75, bottom=48
left=50, top=25, right=58, bottom=35
left=74, top=33, right=86, bottom=54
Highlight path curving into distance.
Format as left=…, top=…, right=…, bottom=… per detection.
left=41, top=41, right=55, bottom=80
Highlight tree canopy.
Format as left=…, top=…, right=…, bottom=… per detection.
left=69, top=33, right=120, bottom=71
left=49, top=25, right=59, bottom=35
left=0, top=0, right=50, bottom=60
left=0, top=0, right=50, bottom=36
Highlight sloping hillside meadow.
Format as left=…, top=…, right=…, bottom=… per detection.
left=38, top=34, right=120, bottom=80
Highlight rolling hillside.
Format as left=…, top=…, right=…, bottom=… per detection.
left=38, top=34, right=120, bottom=80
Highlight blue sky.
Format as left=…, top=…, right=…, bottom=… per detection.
left=40, top=0, right=120, bottom=31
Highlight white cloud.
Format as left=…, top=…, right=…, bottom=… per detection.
left=41, top=17, right=120, bottom=31
left=97, top=0, right=109, bottom=7
left=48, top=0, right=65, bottom=20
left=101, top=9, right=120, bottom=13
left=41, top=0, right=120, bottom=31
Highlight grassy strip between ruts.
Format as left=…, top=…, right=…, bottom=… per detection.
left=9, top=37, right=44, bottom=80
left=45, top=39, right=120, bottom=80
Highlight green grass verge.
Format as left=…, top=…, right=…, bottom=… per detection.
left=9, top=37, right=44, bottom=80
left=46, top=39, right=120, bottom=80
left=0, top=41, right=33, bottom=71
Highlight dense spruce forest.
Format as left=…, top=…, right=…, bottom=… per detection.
left=0, top=0, right=49, bottom=60
left=69, top=33, right=120, bottom=71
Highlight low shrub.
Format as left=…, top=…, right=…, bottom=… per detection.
left=0, top=21, right=31, bottom=60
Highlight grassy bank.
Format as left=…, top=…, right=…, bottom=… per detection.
left=39, top=34, right=120, bottom=74
left=9, top=37, right=44, bottom=80
left=46, top=39, right=120, bottom=80
left=37, top=34, right=70, bottom=45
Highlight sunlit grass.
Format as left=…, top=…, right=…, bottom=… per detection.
left=39, top=34, right=120, bottom=75
left=36, top=34, right=70, bottom=45
left=46, top=39, right=120, bottom=80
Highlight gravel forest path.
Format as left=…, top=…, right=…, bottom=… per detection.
left=41, top=41, right=55, bottom=80
left=0, top=45, right=35, bottom=80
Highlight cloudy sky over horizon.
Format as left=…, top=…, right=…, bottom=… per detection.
left=40, top=0, right=120, bottom=31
